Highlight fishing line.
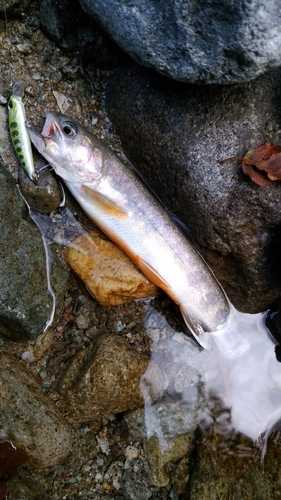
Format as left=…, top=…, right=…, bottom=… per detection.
left=3, top=0, right=13, bottom=88
left=16, top=185, right=56, bottom=332
left=30, top=206, right=56, bottom=332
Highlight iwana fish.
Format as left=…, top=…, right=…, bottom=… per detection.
left=28, top=111, right=230, bottom=348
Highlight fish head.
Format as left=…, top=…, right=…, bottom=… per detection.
left=28, top=112, right=104, bottom=185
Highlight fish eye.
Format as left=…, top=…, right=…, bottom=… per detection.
left=62, top=122, right=77, bottom=137
left=8, top=100, right=13, bottom=109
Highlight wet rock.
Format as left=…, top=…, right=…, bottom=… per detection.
left=144, top=433, right=193, bottom=487
left=106, top=63, right=281, bottom=313
left=18, top=160, right=62, bottom=214
left=124, top=399, right=205, bottom=440
left=121, top=477, right=153, bottom=500
left=56, top=334, right=165, bottom=423
left=79, top=0, right=281, bottom=85
left=33, top=329, right=54, bottom=358
left=188, top=426, right=281, bottom=500
left=0, top=350, right=72, bottom=468
left=170, top=456, right=191, bottom=495
left=124, top=407, right=148, bottom=440
left=52, top=90, right=71, bottom=114
left=0, top=167, right=49, bottom=340
left=64, top=230, right=158, bottom=307
left=0, top=164, right=70, bottom=341
left=5, top=469, right=51, bottom=500
left=124, top=400, right=199, bottom=488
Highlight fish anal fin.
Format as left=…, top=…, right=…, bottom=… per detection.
left=135, top=256, right=212, bottom=350
left=81, top=184, right=128, bottom=219
left=179, top=305, right=211, bottom=350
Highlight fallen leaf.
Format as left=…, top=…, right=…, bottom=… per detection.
left=222, top=143, right=281, bottom=187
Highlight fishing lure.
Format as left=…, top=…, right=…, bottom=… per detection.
left=8, top=81, right=38, bottom=183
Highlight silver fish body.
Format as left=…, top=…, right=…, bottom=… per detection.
left=8, top=82, right=38, bottom=183
left=28, top=112, right=230, bottom=348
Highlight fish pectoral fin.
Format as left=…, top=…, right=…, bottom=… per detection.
left=134, top=256, right=173, bottom=293
left=81, top=184, right=128, bottom=219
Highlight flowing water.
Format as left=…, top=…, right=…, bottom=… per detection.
left=140, top=302, right=281, bottom=458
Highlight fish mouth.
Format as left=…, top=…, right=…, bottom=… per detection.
left=27, top=126, right=47, bottom=151
left=28, top=111, right=62, bottom=148
left=28, top=111, right=62, bottom=151
left=41, top=111, right=61, bottom=138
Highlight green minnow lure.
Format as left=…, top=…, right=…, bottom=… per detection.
left=8, top=82, right=38, bottom=183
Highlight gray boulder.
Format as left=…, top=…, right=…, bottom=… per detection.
left=106, top=63, right=281, bottom=313
left=79, top=0, right=281, bottom=84
left=0, top=350, right=72, bottom=468
left=0, top=164, right=69, bottom=341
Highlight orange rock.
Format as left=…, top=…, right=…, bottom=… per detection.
left=64, top=230, right=158, bottom=306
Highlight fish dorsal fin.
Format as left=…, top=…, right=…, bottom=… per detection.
left=81, top=184, right=128, bottom=219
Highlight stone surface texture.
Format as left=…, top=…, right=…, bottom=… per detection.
left=106, top=63, right=281, bottom=313
left=5, top=469, right=51, bottom=500
left=0, top=164, right=69, bottom=341
left=57, top=334, right=165, bottom=423
left=0, top=350, right=72, bottom=468
left=64, top=230, right=158, bottom=306
left=79, top=0, right=281, bottom=84
left=189, top=425, right=281, bottom=500
left=144, top=434, right=194, bottom=487
left=18, top=159, right=62, bottom=215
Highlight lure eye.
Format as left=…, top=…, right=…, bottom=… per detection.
left=62, top=122, right=77, bottom=137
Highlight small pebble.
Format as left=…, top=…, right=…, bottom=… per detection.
left=114, top=320, right=126, bottom=332
left=96, top=436, right=110, bottom=455
left=76, top=313, right=91, bottom=330
left=125, top=445, right=139, bottom=461
left=0, top=93, right=7, bottom=104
